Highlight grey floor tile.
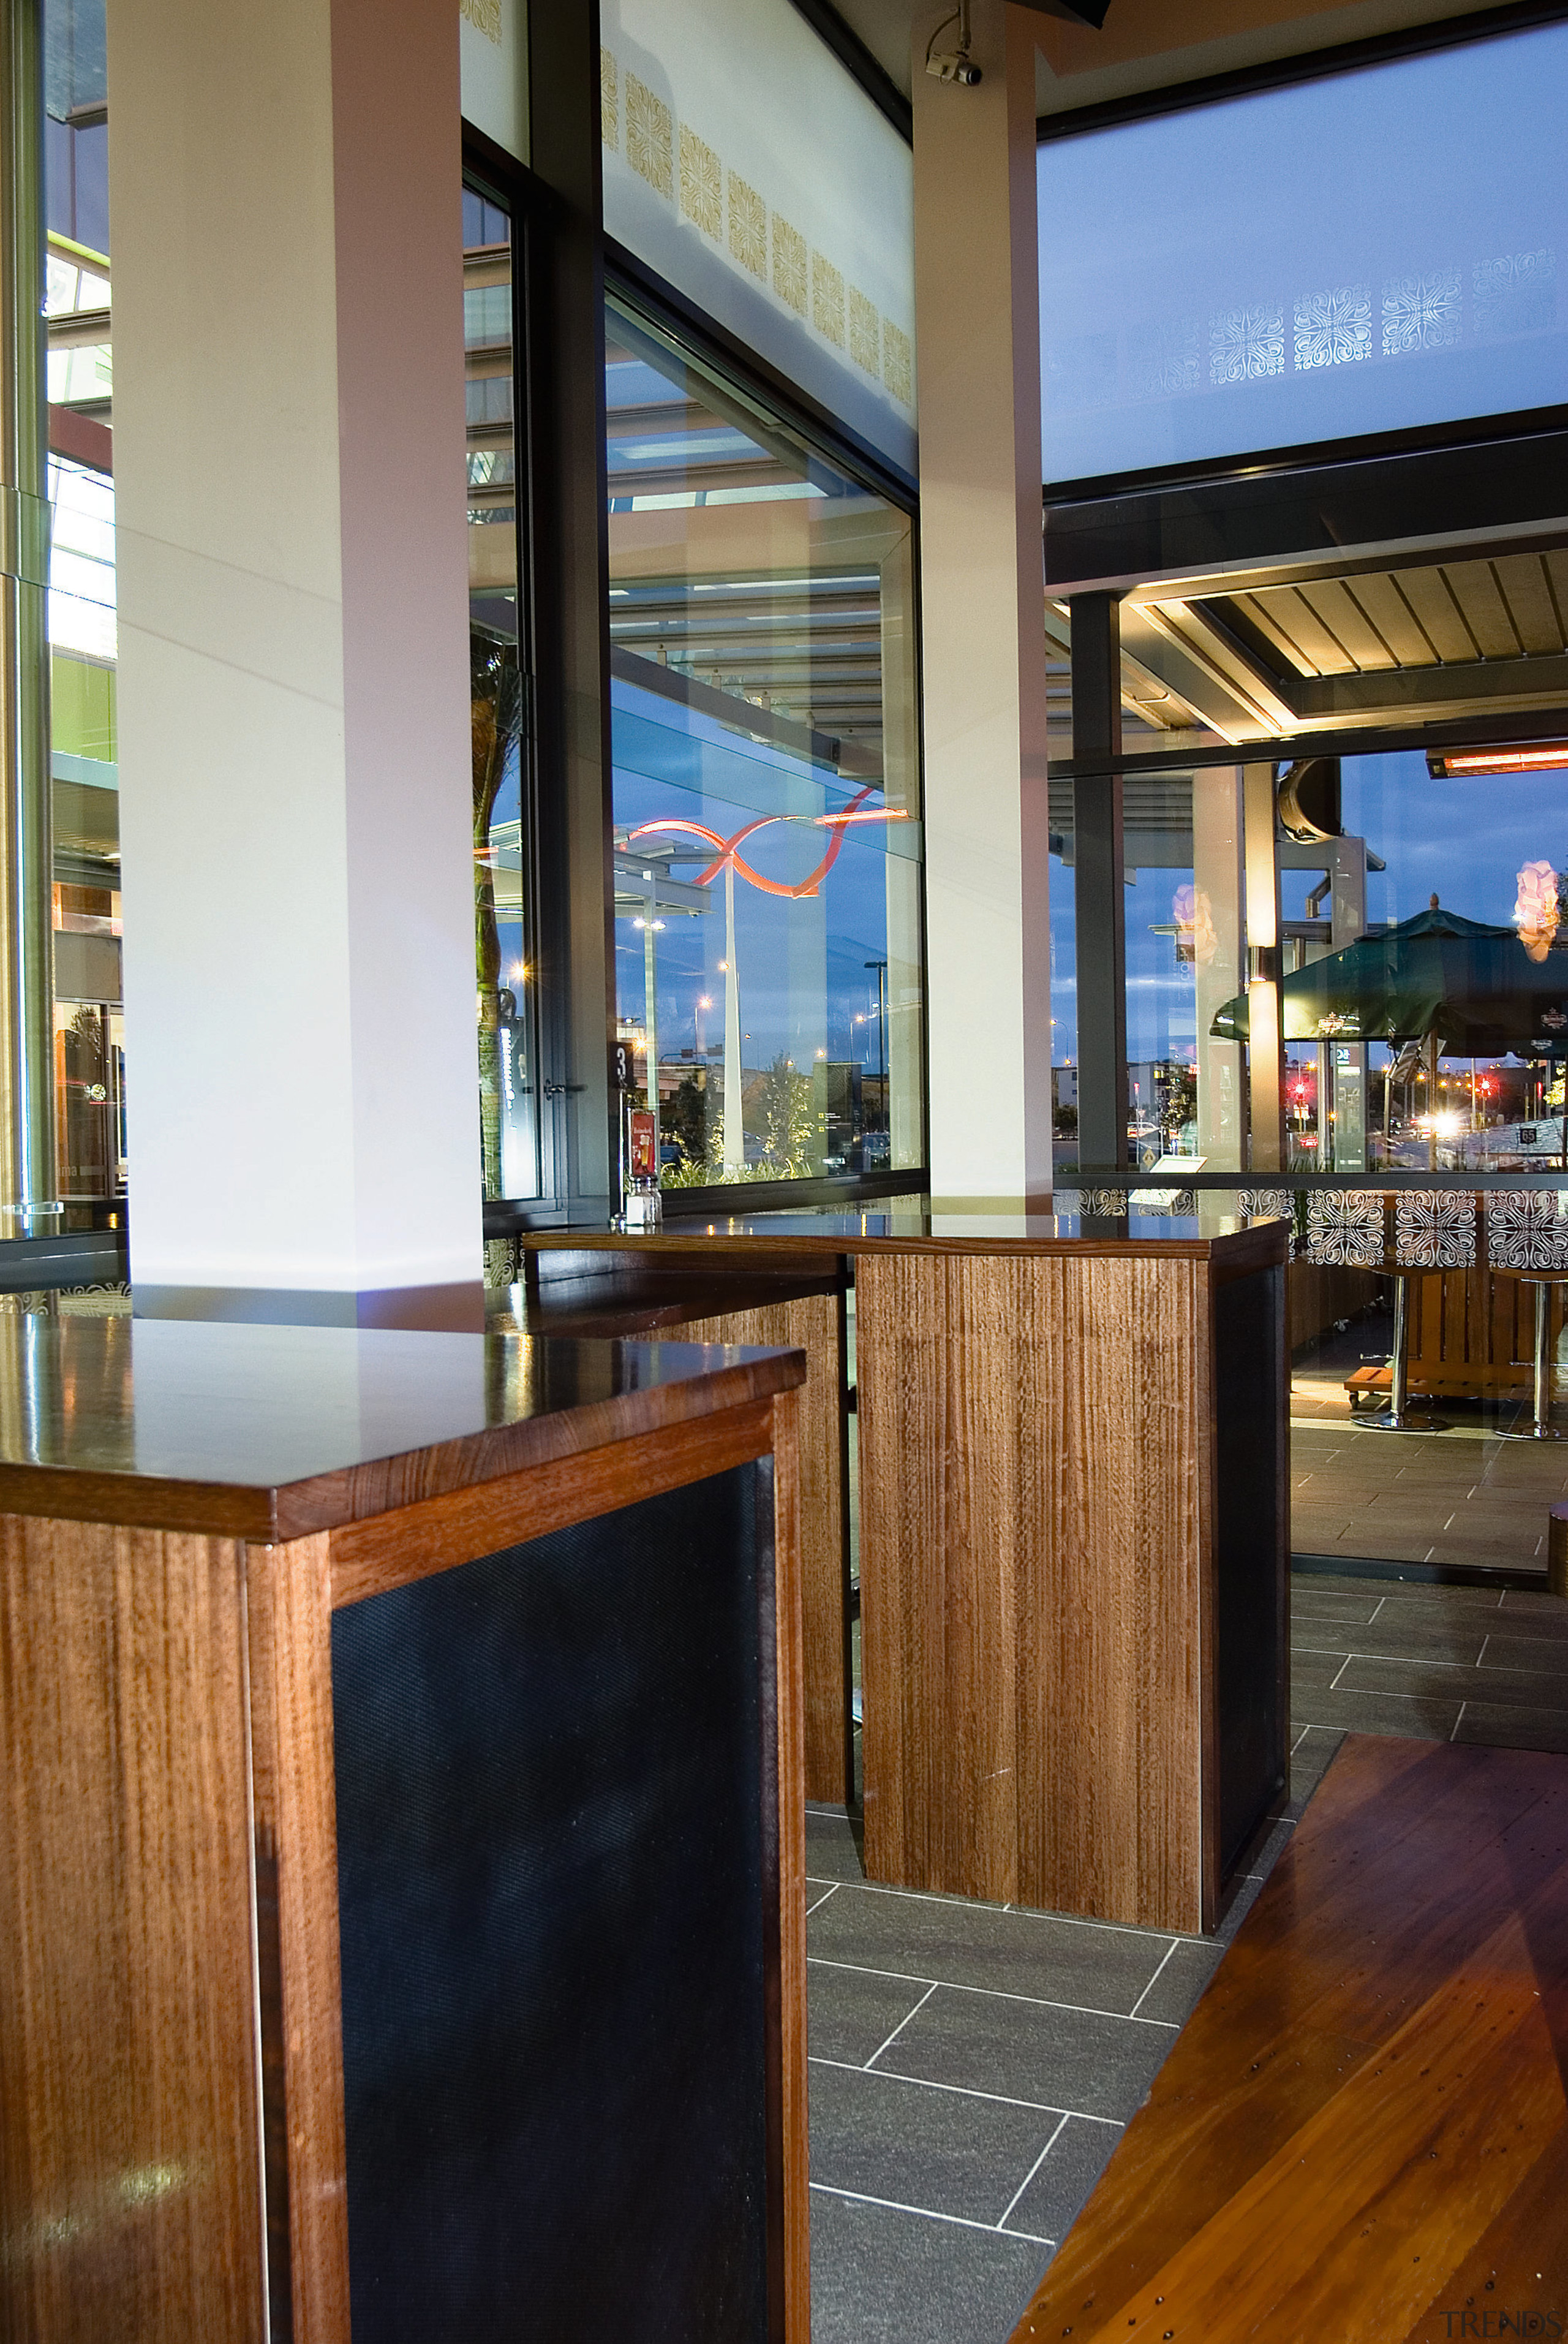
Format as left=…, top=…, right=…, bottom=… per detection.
left=1453, top=1701, right=1568, bottom=1755
left=1288, top=1589, right=1383, bottom=1625
left=1000, top=2112, right=1121, bottom=2245
left=1214, top=1869, right=1268, bottom=1945
left=809, top=1884, right=1170, bottom=2016
left=809, top=2060, right=1061, bottom=2226
left=1130, top=1938, right=1224, bottom=2025
left=806, top=1806, right=868, bottom=1884
left=1285, top=1725, right=1346, bottom=1814
left=1482, top=1632, right=1568, bottom=1674
left=809, top=1962, right=935, bottom=2067
left=876, top=1983, right=1175, bottom=2123
left=1290, top=1648, right=1349, bottom=1692
left=1292, top=1618, right=1488, bottom=1663
left=1498, top=1590, right=1568, bottom=1626
left=1289, top=1684, right=1463, bottom=1738
left=1338, top=1652, right=1568, bottom=1714
left=809, top=2188, right=1049, bottom=2344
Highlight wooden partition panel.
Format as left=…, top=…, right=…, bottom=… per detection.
left=856, top=1253, right=1213, bottom=1932
left=685, top=1292, right=850, bottom=1806
left=0, top=1522, right=265, bottom=2344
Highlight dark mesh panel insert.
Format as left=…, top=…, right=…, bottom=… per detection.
left=330, top=1464, right=771, bottom=2343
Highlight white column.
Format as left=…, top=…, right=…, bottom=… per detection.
left=1243, top=762, right=1286, bottom=1174
left=108, top=0, right=482, bottom=1327
left=1193, top=766, right=1245, bottom=1167
left=913, top=2, right=1053, bottom=1206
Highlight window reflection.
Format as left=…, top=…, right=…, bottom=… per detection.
left=605, top=292, right=924, bottom=1189
left=464, top=186, right=539, bottom=1213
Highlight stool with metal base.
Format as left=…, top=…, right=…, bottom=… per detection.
left=1360, top=1264, right=1451, bottom=1434
left=1498, top=1275, right=1568, bottom=1442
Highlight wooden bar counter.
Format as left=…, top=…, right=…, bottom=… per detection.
left=518, top=1198, right=1291, bottom=1935
left=0, top=1315, right=809, bottom=2344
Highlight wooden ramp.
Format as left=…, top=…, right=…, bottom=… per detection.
left=1010, top=1734, right=1568, bottom=2344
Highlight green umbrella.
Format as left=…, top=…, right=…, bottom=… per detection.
left=1210, top=904, right=1568, bottom=1057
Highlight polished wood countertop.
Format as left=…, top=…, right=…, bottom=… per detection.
left=0, top=1315, right=804, bottom=1541
left=516, top=1193, right=1289, bottom=1266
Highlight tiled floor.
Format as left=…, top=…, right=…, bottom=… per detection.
left=1291, top=1320, right=1568, bottom=1571
left=809, top=1570, right=1568, bottom=2342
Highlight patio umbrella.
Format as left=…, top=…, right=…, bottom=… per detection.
left=1209, top=904, right=1568, bottom=1057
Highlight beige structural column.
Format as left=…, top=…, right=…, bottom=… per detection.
left=1193, top=766, right=1245, bottom=1167
left=1243, top=761, right=1287, bottom=1174
left=108, top=0, right=483, bottom=1327
left=913, top=2, right=1053, bottom=1205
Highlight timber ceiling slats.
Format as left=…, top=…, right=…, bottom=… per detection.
left=1491, top=553, right=1563, bottom=656
left=1345, top=572, right=1440, bottom=670
left=1442, top=558, right=1523, bottom=660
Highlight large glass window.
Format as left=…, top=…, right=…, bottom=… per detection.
left=606, top=291, right=924, bottom=1189
left=1038, top=19, right=1568, bottom=484
left=465, top=184, right=541, bottom=1215
left=45, top=0, right=123, bottom=1209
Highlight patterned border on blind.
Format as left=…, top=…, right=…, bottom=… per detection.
left=602, top=40, right=914, bottom=412
left=1395, top=1190, right=1476, bottom=1268
left=1487, top=1190, right=1568, bottom=1272
left=1306, top=1190, right=1384, bottom=1268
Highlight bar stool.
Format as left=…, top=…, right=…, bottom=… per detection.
left=1306, top=1190, right=1475, bottom=1434
left=1488, top=1192, right=1568, bottom=1442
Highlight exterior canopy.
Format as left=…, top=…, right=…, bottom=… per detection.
left=1210, top=905, right=1568, bottom=1057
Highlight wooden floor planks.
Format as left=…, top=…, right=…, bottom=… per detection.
left=1009, top=1733, right=1568, bottom=2344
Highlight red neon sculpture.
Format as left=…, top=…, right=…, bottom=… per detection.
left=625, top=785, right=907, bottom=901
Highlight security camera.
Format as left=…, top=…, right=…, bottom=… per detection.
left=925, top=50, right=982, bottom=83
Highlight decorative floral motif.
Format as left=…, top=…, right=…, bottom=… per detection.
left=1294, top=285, right=1373, bottom=371
left=461, top=0, right=502, bottom=42
left=1306, top=1190, right=1384, bottom=1267
left=1488, top=1190, right=1568, bottom=1271
left=811, top=252, right=845, bottom=348
left=1382, top=271, right=1460, bottom=356
left=726, top=173, right=767, bottom=280
left=1474, top=249, right=1556, bottom=340
left=882, top=322, right=913, bottom=407
left=1395, top=1191, right=1476, bottom=1269
left=600, top=47, right=618, bottom=148
left=848, top=287, right=880, bottom=378
left=1059, top=1187, right=1128, bottom=1218
left=679, top=124, right=722, bottom=239
left=1239, top=1189, right=1291, bottom=1222
left=772, top=217, right=808, bottom=317
left=1209, top=304, right=1284, bottom=385
left=625, top=74, right=674, bottom=200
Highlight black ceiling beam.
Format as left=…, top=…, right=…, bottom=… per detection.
left=1054, top=701, right=1568, bottom=781
left=1044, top=412, right=1568, bottom=596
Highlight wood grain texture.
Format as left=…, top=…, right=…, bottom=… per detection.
left=519, top=1221, right=1288, bottom=1268
left=0, top=1336, right=805, bottom=1544
left=1011, top=1734, right=1568, bottom=2344
left=0, top=1519, right=265, bottom=2343
left=768, top=1393, right=812, bottom=2344
left=244, top=1536, right=350, bottom=2344
left=858, top=1252, right=1242, bottom=1931
left=682, top=1295, right=849, bottom=1805
left=326, top=1397, right=779, bottom=1609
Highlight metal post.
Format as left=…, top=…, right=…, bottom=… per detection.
left=641, top=912, right=659, bottom=1167
left=1389, top=1276, right=1408, bottom=1427
left=1070, top=592, right=1126, bottom=1172
left=0, top=0, right=57, bottom=1232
